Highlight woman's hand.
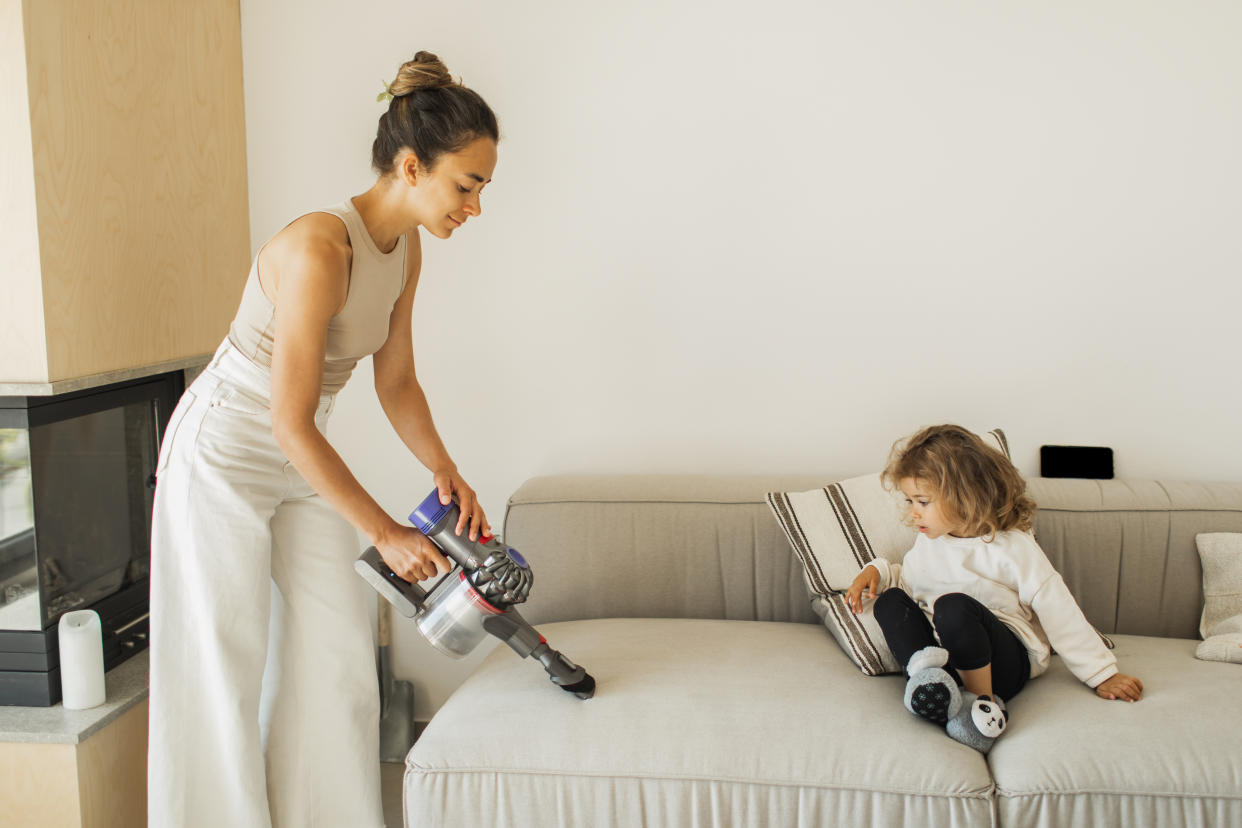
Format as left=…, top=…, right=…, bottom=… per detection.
left=432, top=468, right=491, bottom=541
left=376, top=523, right=451, bottom=583
left=1095, top=672, right=1144, bottom=702
left=846, top=567, right=880, bottom=614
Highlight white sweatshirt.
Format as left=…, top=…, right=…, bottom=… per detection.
left=865, top=530, right=1118, bottom=688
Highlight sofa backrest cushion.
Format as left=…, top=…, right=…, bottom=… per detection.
left=504, top=475, right=826, bottom=625
left=506, top=474, right=1242, bottom=636
left=1026, top=478, right=1242, bottom=638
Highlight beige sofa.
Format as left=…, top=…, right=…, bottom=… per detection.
left=403, top=475, right=1242, bottom=827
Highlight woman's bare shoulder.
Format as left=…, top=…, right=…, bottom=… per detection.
left=258, top=211, right=352, bottom=306
left=271, top=211, right=352, bottom=264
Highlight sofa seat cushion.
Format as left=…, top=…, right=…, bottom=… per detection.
left=991, top=634, right=1242, bottom=827
left=406, top=618, right=995, bottom=827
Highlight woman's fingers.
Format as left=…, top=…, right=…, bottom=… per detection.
left=451, top=483, right=488, bottom=541
left=411, top=556, right=432, bottom=581
left=436, top=476, right=453, bottom=506
left=381, top=528, right=452, bottom=582
left=429, top=471, right=491, bottom=543
left=416, top=535, right=450, bottom=578
left=456, top=489, right=476, bottom=538
left=469, top=500, right=487, bottom=541
left=429, top=471, right=490, bottom=541
left=429, top=545, right=450, bottom=576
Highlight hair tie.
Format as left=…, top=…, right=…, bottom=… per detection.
left=376, top=81, right=394, bottom=103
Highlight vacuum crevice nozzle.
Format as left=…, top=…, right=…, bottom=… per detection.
left=560, top=673, right=596, bottom=700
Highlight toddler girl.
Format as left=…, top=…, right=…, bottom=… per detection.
left=846, top=424, right=1143, bottom=753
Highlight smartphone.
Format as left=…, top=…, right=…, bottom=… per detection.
left=1039, top=445, right=1114, bottom=479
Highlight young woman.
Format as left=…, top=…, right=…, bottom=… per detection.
left=148, top=52, right=497, bottom=826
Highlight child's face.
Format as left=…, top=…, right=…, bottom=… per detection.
left=899, top=478, right=963, bottom=539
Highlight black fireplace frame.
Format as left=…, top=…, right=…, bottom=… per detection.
left=0, top=370, right=183, bottom=705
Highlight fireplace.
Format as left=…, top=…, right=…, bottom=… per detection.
left=0, top=370, right=184, bottom=705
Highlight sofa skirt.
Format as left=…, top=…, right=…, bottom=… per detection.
left=403, top=769, right=994, bottom=827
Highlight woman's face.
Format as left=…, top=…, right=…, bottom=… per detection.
left=412, top=137, right=498, bottom=239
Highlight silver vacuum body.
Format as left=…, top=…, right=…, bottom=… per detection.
left=354, top=490, right=595, bottom=700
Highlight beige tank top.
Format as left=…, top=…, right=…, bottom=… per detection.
left=227, top=200, right=408, bottom=395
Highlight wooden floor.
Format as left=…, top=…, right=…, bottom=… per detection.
left=381, top=761, right=404, bottom=827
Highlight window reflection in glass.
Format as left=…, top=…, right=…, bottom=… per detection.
left=0, top=429, right=39, bottom=630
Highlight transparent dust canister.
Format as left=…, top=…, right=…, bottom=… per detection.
left=415, top=571, right=503, bottom=658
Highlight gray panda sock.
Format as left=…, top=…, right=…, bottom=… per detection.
left=946, top=692, right=1008, bottom=754
left=903, top=647, right=962, bottom=724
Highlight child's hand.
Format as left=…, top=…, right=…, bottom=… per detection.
left=846, top=567, right=880, bottom=614
left=1095, top=672, right=1143, bottom=702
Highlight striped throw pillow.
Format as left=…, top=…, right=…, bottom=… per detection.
left=767, top=429, right=1011, bottom=676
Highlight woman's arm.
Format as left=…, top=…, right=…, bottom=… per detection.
left=371, top=233, right=490, bottom=540
left=266, top=215, right=449, bottom=582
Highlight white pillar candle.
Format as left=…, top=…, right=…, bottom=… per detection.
left=58, top=610, right=106, bottom=709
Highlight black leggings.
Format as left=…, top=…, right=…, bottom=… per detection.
left=874, top=588, right=1031, bottom=701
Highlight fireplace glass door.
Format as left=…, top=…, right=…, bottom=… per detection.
left=0, top=375, right=175, bottom=634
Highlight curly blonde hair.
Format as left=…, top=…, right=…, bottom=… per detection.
left=881, top=424, right=1036, bottom=540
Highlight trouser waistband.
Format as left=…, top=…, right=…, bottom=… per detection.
left=204, top=339, right=336, bottom=408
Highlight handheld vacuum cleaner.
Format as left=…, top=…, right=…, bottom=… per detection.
left=355, top=490, right=595, bottom=700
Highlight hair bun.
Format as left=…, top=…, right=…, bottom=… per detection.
left=388, top=51, right=455, bottom=97
left=371, top=50, right=498, bottom=176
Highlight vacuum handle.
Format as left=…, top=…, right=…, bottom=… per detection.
left=355, top=547, right=429, bottom=619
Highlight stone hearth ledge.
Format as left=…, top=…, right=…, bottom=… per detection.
left=0, top=355, right=210, bottom=397
left=0, top=650, right=148, bottom=744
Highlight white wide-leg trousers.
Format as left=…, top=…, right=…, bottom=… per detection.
left=148, top=343, right=382, bottom=828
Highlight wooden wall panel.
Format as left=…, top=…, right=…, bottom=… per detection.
left=76, top=700, right=148, bottom=828
left=0, top=739, right=84, bottom=827
left=0, top=0, right=49, bottom=383
left=15, top=0, right=249, bottom=383
left=0, top=700, right=148, bottom=827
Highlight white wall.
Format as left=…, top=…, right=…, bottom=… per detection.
left=241, top=1, right=1242, bottom=717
